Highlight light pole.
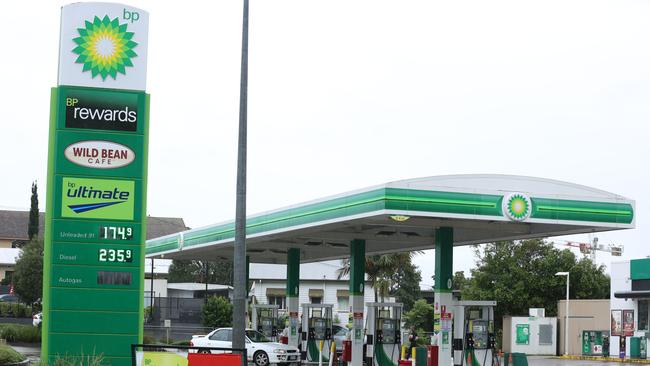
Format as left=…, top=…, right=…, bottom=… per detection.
left=556, top=271, right=570, bottom=356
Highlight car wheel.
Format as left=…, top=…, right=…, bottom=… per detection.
left=254, top=351, right=269, bottom=366
left=198, top=349, right=210, bottom=354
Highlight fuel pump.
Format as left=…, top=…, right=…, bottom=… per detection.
left=252, top=304, right=280, bottom=341
left=301, top=304, right=333, bottom=363
left=366, top=302, right=402, bottom=366
left=451, top=300, right=497, bottom=366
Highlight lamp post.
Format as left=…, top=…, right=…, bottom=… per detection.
left=556, top=271, right=570, bottom=356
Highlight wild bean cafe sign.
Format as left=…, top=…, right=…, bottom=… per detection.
left=42, top=3, right=149, bottom=366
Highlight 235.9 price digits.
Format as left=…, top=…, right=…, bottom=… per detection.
left=98, top=249, right=133, bottom=263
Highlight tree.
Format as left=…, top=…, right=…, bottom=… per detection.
left=452, top=271, right=468, bottom=292
left=404, top=299, right=434, bottom=331
left=13, top=240, right=43, bottom=304
left=202, top=296, right=233, bottom=328
left=168, top=259, right=234, bottom=285
left=462, top=239, right=610, bottom=331
left=337, top=251, right=421, bottom=302
left=28, top=181, right=39, bottom=241
left=389, top=259, right=422, bottom=311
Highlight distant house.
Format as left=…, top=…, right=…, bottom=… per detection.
left=249, top=260, right=389, bottom=325
left=0, top=210, right=189, bottom=282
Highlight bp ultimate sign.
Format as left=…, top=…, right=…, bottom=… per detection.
left=43, top=3, right=149, bottom=365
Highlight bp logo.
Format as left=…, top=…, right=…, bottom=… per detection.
left=72, top=15, right=138, bottom=80
left=61, top=177, right=135, bottom=220
left=503, top=193, right=532, bottom=221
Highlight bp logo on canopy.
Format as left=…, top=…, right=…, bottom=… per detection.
left=503, top=192, right=532, bottom=221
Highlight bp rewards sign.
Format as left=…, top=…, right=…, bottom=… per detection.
left=43, top=3, right=149, bottom=366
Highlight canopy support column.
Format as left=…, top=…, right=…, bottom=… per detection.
left=349, top=239, right=365, bottom=366
left=435, top=227, right=454, bottom=366
left=287, top=248, right=300, bottom=348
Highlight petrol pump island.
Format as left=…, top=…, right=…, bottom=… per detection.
left=39, top=3, right=635, bottom=366
left=147, top=175, right=635, bottom=366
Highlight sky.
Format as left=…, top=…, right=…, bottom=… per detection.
left=1, top=0, right=649, bottom=286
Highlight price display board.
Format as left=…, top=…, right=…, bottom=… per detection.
left=42, top=4, right=150, bottom=366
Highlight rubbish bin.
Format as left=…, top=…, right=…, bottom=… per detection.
left=641, top=337, right=647, bottom=359
left=415, top=347, right=427, bottom=366
left=426, top=345, right=438, bottom=366
left=631, top=337, right=641, bottom=359
left=511, top=353, right=528, bottom=366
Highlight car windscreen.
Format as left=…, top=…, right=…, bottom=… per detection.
left=246, top=330, right=271, bottom=342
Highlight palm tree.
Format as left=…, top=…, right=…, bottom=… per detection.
left=337, top=251, right=421, bottom=301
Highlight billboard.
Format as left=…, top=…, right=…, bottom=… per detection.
left=43, top=3, right=149, bottom=366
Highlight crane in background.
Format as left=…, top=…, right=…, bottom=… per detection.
left=551, top=236, right=623, bottom=261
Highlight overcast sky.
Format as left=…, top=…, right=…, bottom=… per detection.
left=1, top=0, right=648, bottom=285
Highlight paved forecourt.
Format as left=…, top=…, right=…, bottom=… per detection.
left=146, top=174, right=635, bottom=366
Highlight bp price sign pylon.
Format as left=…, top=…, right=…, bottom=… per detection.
left=43, top=3, right=149, bottom=366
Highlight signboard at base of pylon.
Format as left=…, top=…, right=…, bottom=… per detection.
left=58, top=2, right=149, bottom=91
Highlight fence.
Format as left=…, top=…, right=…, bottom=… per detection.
left=149, top=296, right=208, bottom=324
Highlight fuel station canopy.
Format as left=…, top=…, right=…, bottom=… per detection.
left=146, top=174, right=634, bottom=263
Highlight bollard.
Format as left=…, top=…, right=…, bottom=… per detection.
left=411, top=347, right=416, bottom=366
left=402, top=345, right=407, bottom=361
left=329, top=341, right=336, bottom=366
left=319, top=340, right=324, bottom=366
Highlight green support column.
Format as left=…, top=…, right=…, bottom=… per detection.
left=246, top=255, right=250, bottom=327
left=287, top=248, right=300, bottom=348
left=246, top=255, right=250, bottom=289
left=434, top=227, right=454, bottom=366
left=435, top=227, right=453, bottom=292
left=350, top=239, right=365, bottom=366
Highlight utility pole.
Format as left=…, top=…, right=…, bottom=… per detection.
left=232, top=0, right=249, bottom=353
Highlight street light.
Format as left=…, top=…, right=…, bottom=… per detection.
left=556, top=271, right=570, bottom=356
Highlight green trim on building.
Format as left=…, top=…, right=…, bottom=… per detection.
left=147, top=188, right=634, bottom=256
left=631, top=259, right=650, bottom=280
left=531, top=198, right=633, bottom=224
left=350, top=239, right=365, bottom=295
left=434, top=227, right=453, bottom=293
left=286, top=249, right=300, bottom=297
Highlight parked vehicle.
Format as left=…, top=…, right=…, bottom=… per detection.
left=0, top=294, right=21, bottom=303
left=33, top=312, right=42, bottom=327
left=190, top=328, right=300, bottom=366
left=332, top=325, right=350, bottom=353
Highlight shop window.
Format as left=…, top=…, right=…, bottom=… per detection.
left=639, top=300, right=649, bottom=331
left=337, top=296, right=349, bottom=311
left=268, top=295, right=286, bottom=309
left=311, top=296, right=322, bottom=304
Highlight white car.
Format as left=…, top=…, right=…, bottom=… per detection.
left=33, top=312, right=42, bottom=327
left=190, top=328, right=300, bottom=366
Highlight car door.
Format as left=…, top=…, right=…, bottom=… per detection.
left=207, top=329, right=229, bottom=351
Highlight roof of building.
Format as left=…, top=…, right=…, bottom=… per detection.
left=0, top=210, right=189, bottom=241
left=0, top=210, right=44, bottom=240
left=166, top=283, right=233, bottom=291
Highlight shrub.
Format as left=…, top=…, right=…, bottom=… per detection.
left=10, top=304, right=21, bottom=318
left=142, top=334, right=157, bottom=345
left=0, top=326, right=18, bottom=342
left=50, top=352, right=104, bottom=366
left=0, top=344, right=25, bottom=364
left=0, top=303, right=10, bottom=317
left=201, top=296, right=232, bottom=328
left=0, top=324, right=41, bottom=343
